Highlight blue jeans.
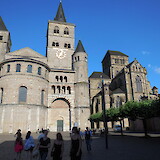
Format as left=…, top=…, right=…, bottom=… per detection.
left=85, top=139, right=91, bottom=151
left=40, top=151, right=48, bottom=160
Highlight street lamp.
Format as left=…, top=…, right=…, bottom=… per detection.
left=100, top=76, right=108, bottom=149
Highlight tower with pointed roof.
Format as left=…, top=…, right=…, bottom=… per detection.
left=0, top=17, right=11, bottom=62
left=72, top=40, right=90, bottom=127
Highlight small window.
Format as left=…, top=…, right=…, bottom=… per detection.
left=0, top=88, right=4, bottom=103
left=19, top=86, right=27, bottom=103
left=64, top=43, right=71, bottom=49
left=77, top=56, right=80, bottom=61
left=27, top=65, right=32, bottom=73
left=7, top=64, right=10, bottom=73
left=64, top=27, right=69, bottom=35
left=41, top=90, right=45, bottom=105
left=67, top=86, right=71, bottom=94
left=52, top=42, right=59, bottom=47
left=56, top=42, right=59, bottom=47
left=64, top=43, right=67, bottom=48
left=64, top=76, right=67, bottom=82
left=54, top=26, right=59, bottom=34
left=16, top=64, right=21, bottom=72
left=38, top=67, right=41, bottom=75
left=68, top=44, right=71, bottom=48
left=0, top=36, right=3, bottom=40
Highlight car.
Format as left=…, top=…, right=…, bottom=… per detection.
left=113, top=125, right=122, bottom=132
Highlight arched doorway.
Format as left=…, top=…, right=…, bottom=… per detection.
left=49, top=98, right=71, bottom=132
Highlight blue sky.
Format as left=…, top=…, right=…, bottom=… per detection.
left=1, top=0, right=160, bottom=90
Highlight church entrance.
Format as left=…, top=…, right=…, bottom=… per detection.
left=57, top=120, right=63, bottom=131
left=48, top=98, right=71, bottom=132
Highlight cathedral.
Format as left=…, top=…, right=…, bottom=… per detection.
left=89, top=50, right=159, bottom=130
left=0, top=2, right=90, bottom=133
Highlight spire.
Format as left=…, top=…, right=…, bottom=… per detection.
left=75, top=40, right=86, bottom=53
left=54, top=2, right=66, bottom=22
left=0, top=16, right=8, bottom=31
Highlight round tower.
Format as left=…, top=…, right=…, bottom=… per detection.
left=72, top=40, right=90, bottom=129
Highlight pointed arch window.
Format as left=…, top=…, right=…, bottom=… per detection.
left=38, top=67, right=41, bottom=75
left=136, top=75, right=142, bottom=92
left=19, top=86, right=27, bottom=103
left=54, top=26, right=59, bottom=34
left=64, top=27, right=69, bottom=35
left=16, top=64, right=21, bottom=72
left=27, top=65, right=32, bottom=73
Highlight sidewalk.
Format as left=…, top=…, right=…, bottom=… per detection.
left=0, top=132, right=160, bottom=160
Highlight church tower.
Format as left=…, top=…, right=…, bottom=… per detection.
left=0, top=17, right=11, bottom=62
left=72, top=40, right=90, bottom=128
left=46, top=2, right=75, bottom=70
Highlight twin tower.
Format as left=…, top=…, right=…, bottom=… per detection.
left=0, top=2, right=90, bottom=133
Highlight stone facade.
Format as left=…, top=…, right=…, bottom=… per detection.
left=0, top=3, right=90, bottom=133
left=89, top=50, right=159, bottom=130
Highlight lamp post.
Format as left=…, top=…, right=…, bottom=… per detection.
left=101, top=77, right=108, bottom=149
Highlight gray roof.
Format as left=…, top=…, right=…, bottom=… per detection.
left=0, top=16, right=8, bottom=31
left=54, top=2, right=66, bottom=22
left=107, top=50, right=128, bottom=57
left=111, top=88, right=125, bottom=94
left=74, top=40, right=86, bottom=53
left=89, top=72, right=110, bottom=79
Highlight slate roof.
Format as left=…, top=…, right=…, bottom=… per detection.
left=74, top=40, right=86, bottom=53
left=111, top=88, right=125, bottom=94
left=107, top=50, right=128, bottom=57
left=0, top=16, right=8, bottom=31
left=54, top=2, right=66, bottom=22
left=89, top=72, right=110, bottom=79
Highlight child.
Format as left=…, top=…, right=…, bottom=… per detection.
left=14, top=133, right=23, bottom=160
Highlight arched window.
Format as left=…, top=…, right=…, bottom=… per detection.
left=0, top=88, right=4, bottom=103
left=41, top=90, right=45, bottom=105
left=64, top=43, right=71, bottom=49
left=38, top=67, right=41, bottom=75
left=64, top=76, right=67, bottom=82
left=62, top=86, right=66, bottom=94
left=19, top=86, right=27, bottom=103
left=55, top=76, right=59, bottom=82
left=67, top=86, right=71, bottom=94
left=57, top=86, right=61, bottom=94
left=16, top=64, right=21, bottom=72
left=116, top=96, right=122, bottom=107
left=52, top=42, right=59, bottom=47
left=136, top=75, right=142, bottom=92
left=60, top=76, right=63, bottom=82
left=64, top=27, right=69, bottom=35
left=7, top=64, right=10, bottom=73
left=52, top=85, right=56, bottom=94
left=54, top=26, right=59, bottom=34
left=77, top=56, right=80, bottom=61
left=27, top=65, right=32, bottom=73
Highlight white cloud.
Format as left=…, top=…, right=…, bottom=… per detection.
left=155, top=67, right=160, bottom=74
left=142, top=51, right=150, bottom=55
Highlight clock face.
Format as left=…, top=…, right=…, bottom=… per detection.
left=55, top=49, right=67, bottom=59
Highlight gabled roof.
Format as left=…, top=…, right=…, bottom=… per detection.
left=0, top=16, right=8, bottom=31
left=74, top=40, right=86, bottom=53
left=152, top=86, right=158, bottom=89
left=54, top=2, right=66, bottom=22
left=89, top=72, right=110, bottom=79
left=107, top=50, right=128, bottom=57
left=111, top=88, right=125, bottom=94
left=126, top=59, right=143, bottom=69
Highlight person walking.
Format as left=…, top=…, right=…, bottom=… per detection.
left=14, top=133, right=23, bottom=160
left=24, top=131, right=35, bottom=160
left=84, top=127, right=92, bottom=151
left=70, top=127, right=82, bottom=160
left=39, top=130, right=51, bottom=160
left=51, top=132, right=64, bottom=160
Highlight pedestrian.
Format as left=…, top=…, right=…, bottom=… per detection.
left=39, top=130, right=51, bottom=160
left=38, top=129, right=45, bottom=141
left=78, top=128, right=84, bottom=140
left=51, top=132, right=64, bottom=160
left=14, top=132, right=23, bottom=160
left=24, top=131, right=35, bottom=160
left=14, top=129, right=21, bottom=138
left=70, top=127, right=82, bottom=160
left=84, top=127, right=92, bottom=151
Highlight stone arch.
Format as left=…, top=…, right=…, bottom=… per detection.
left=51, top=98, right=71, bottom=109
